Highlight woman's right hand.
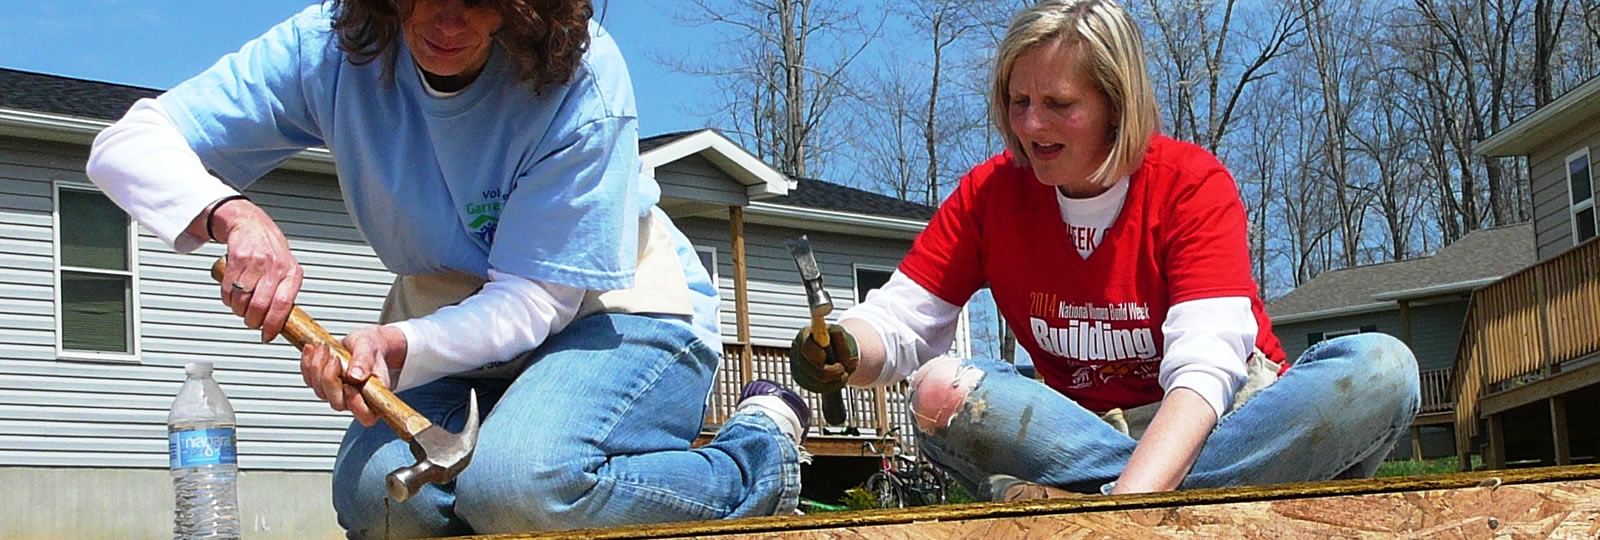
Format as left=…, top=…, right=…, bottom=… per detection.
left=208, top=198, right=304, bottom=343
left=787, top=324, right=860, bottom=394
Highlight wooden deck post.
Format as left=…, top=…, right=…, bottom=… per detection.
left=1409, top=426, right=1424, bottom=461
left=1551, top=396, right=1571, bottom=466
left=730, top=206, right=753, bottom=387
left=874, top=388, right=890, bottom=434
left=1397, top=299, right=1413, bottom=346
left=1486, top=414, right=1506, bottom=469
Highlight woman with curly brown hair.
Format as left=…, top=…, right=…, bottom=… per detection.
left=86, top=0, right=811, bottom=536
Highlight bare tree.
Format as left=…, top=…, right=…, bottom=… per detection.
left=1532, top=0, right=1571, bottom=106
left=1297, top=0, right=1371, bottom=268
left=855, top=57, right=925, bottom=200
left=1236, top=84, right=1290, bottom=298
left=894, top=0, right=988, bottom=205
left=672, top=0, right=881, bottom=178
left=1412, top=0, right=1525, bottom=227
left=1352, top=67, right=1430, bottom=262
left=1135, top=0, right=1306, bottom=154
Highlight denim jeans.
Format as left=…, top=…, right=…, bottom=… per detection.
left=916, top=333, right=1421, bottom=496
left=331, top=313, right=800, bottom=538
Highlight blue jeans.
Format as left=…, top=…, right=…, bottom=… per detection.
left=916, top=333, right=1421, bottom=496
left=331, top=313, right=800, bottom=538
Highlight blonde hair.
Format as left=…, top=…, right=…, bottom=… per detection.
left=989, top=0, right=1159, bottom=188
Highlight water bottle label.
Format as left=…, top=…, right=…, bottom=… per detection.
left=169, top=428, right=237, bottom=468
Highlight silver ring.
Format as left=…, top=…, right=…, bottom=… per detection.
left=231, top=281, right=254, bottom=294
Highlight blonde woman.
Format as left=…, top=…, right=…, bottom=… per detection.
left=789, top=0, right=1418, bottom=499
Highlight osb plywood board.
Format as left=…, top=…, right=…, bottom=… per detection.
left=446, top=464, right=1600, bottom=540
left=703, top=479, right=1600, bottom=539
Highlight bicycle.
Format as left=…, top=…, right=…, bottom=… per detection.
left=861, top=428, right=909, bottom=509
left=861, top=427, right=952, bottom=508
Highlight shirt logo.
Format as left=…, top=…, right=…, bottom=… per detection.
left=1027, top=294, right=1159, bottom=389
left=467, top=188, right=510, bottom=244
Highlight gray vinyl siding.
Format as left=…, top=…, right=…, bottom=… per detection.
left=676, top=216, right=913, bottom=347
left=655, top=153, right=748, bottom=207
left=1528, top=115, right=1599, bottom=261
left=1274, top=310, right=1404, bottom=366
left=1402, top=300, right=1470, bottom=372
left=0, top=136, right=389, bottom=471
left=1271, top=300, right=1467, bottom=372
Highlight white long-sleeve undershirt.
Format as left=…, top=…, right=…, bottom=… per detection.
left=86, top=99, right=239, bottom=253
left=388, top=270, right=583, bottom=391
left=85, top=98, right=586, bottom=393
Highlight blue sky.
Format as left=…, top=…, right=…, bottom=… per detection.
left=0, top=0, right=717, bottom=137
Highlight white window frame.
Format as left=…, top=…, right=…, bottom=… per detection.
left=695, top=246, right=723, bottom=328
left=1566, top=148, right=1595, bottom=246
left=850, top=263, right=895, bottom=304
left=52, top=180, right=141, bottom=363
left=851, top=264, right=973, bottom=358
left=1309, top=324, right=1378, bottom=347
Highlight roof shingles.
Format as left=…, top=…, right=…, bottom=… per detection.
left=1, top=68, right=158, bottom=121
left=1266, top=223, right=1535, bottom=318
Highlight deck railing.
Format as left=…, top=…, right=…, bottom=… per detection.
left=706, top=344, right=914, bottom=441
left=1451, top=238, right=1600, bottom=449
left=1418, top=367, right=1454, bottom=415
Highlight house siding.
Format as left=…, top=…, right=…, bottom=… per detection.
left=1274, top=310, right=1403, bottom=366
left=1271, top=299, right=1467, bottom=372
left=655, top=153, right=749, bottom=207
left=676, top=216, right=914, bottom=347
left=1528, top=116, right=1599, bottom=261
left=0, top=136, right=388, bottom=471
left=1403, top=299, right=1470, bottom=372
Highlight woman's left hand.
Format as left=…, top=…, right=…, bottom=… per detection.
left=301, top=324, right=407, bottom=427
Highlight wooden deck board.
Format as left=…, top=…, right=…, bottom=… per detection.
left=440, top=464, right=1600, bottom=539
left=1480, top=360, right=1600, bottom=416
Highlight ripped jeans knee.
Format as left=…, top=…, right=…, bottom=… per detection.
left=909, top=356, right=986, bottom=434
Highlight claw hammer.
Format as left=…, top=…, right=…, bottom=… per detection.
left=784, top=236, right=848, bottom=426
left=210, top=257, right=479, bottom=502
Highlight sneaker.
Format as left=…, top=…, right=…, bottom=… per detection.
left=983, top=474, right=1082, bottom=502
left=739, top=379, right=812, bottom=440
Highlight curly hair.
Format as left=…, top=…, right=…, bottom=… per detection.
left=329, top=0, right=594, bottom=92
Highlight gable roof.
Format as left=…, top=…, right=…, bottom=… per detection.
left=640, top=130, right=704, bottom=153
left=641, top=129, right=937, bottom=222
left=0, top=68, right=159, bottom=121
left=1267, top=223, right=1535, bottom=323
left=1475, top=75, right=1600, bottom=157
left=638, top=129, right=789, bottom=199
left=766, top=178, right=937, bottom=221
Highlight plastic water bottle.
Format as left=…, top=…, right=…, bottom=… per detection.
left=168, top=361, right=241, bottom=539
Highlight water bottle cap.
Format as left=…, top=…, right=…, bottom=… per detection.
left=184, top=362, right=213, bottom=378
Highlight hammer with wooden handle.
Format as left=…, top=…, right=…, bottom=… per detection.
left=209, top=257, right=478, bottom=502
left=784, top=236, right=849, bottom=426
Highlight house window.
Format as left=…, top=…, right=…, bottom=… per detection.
left=696, top=246, right=718, bottom=285
left=854, top=266, right=894, bottom=302
left=54, top=184, right=138, bottom=359
left=1567, top=149, right=1595, bottom=245
left=1306, top=325, right=1379, bottom=347
left=695, top=246, right=722, bottom=323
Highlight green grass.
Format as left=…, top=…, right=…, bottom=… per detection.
left=1375, top=455, right=1484, bottom=477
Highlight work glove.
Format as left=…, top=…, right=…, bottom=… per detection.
left=788, top=324, right=860, bottom=394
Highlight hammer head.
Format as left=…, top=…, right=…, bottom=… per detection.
left=385, top=389, right=480, bottom=502
left=784, top=236, right=833, bottom=317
